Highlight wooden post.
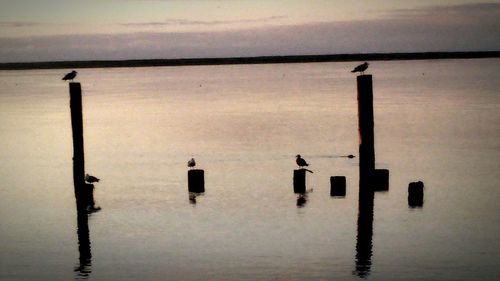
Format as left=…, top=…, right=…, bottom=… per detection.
left=357, top=75, right=375, bottom=188
left=330, top=176, right=346, bottom=197
left=355, top=106, right=375, bottom=277
left=188, top=169, right=205, bottom=193
left=69, top=82, right=87, bottom=210
left=293, top=169, right=306, bottom=194
left=408, top=181, right=424, bottom=208
left=374, top=169, right=389, bottom=192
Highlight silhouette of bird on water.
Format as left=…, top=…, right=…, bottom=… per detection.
left=62, top=70, right=77, bottom=81
left=351, top=62, right=369, bottom=75
left=188, top=158, right=196, bottom=168
left=85, top=174, right=100, bottom=183
left=340, top=154, right=355, bottom=159
left=296, top=155, right=313, bottom=173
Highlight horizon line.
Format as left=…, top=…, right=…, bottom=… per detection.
left=1, top=51, right=499, bottom=71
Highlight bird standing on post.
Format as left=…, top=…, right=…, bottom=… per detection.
left=296, top=155, right=313, bottom=173
left=351, top=62, right=369, bottom=75
left=62, top=70, right=77, bottom=81
left=187, top=158, right=196, bottom=169
left=85, top=173, right=99, bottom=184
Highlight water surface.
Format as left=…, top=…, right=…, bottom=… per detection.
left=0, top=59, right=499, bottom=280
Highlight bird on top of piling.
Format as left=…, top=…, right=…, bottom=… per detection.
left=296, top=155, right=314, bottom=173
left=85, top=173, right=100, bottom=184
left=351, top=62, right=369, bottom=75
left=296, top=155, right=309, bottom=168
left=62, top=70, right=77, bottom=81
left=188, top=158, right=196, bottom=168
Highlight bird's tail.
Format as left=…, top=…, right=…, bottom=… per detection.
left=351, top=70, right=355, bottom=73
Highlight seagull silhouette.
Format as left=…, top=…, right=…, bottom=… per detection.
left=62, top=70, right=77, bottom=81
left=296, top=155, right=314, bottom=173
left=351, top=62, right=369, bottom=75
left=296, top=154, right=309, bottom=168
left=187, top=158, right=196, bottom=168
left=85, top=173, right=99, bottom=184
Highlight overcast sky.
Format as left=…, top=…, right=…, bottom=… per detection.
left=0, top=0, right=499, bottom=62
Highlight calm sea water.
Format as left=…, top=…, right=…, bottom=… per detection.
left=0, top=59, right=499, bottom=281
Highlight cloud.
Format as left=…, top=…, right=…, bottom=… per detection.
left=119, top=16, right=287, bottom=28
left=0, top=3, right=498, bottom=62
left=0, top=21, right=58, bottom=28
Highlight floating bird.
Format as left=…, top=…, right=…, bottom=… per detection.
left=85, top=173, right=100, bottom=183
left=351, top=62, right=369, bottom=75
left=187, top=158, right=196, bottom=168
left=62, top=70, right=77, bottom=81
left=340, top=154, right=355, bottom=159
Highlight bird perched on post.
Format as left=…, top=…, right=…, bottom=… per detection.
left=296, top=154, right=309, bottom=167
left=187, top=158, right=196, bottom=168
left=296, top=155, right=313, bottom=173
left=62, top=70, right=77, bottom=81
left=85, top=173, right=100, bottom=184
left=351, top=62, right=369, bottom=75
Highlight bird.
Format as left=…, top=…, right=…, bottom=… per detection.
left=296, top=154, right=309, bottom=168
left=351, top=62, right=369, bottom=75
left=85, top=173, right=100, bottom=183
left=187, top=158, right=196, bottom=168
left=62, top=70, right=77, bottom=81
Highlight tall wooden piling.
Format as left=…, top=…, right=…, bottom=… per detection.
left=357, top=75, right=375, bottom=187
left=69, top=82, right=86, bottom=208
left=293, top=169, right=306, bottom=194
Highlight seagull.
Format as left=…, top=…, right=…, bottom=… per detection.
left=85, top=174, right=100, bottom=183
left=351, top=62, right=369, bottom=75
left=62, top=70, right=77, bottom=81
left=296, top=154, right=309, bottom=168
left=187, top=158, right=196, bottom=168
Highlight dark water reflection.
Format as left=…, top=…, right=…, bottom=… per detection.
left=354, top=187, right=374, bottom=278
left=75, top=210, right=91, bottom=279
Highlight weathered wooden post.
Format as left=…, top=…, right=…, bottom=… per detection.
left=188, top=169, right=205, bottom=193
left=408, top=181, right=424, bottom=208
left=69, top=82, right=88, bottom=209
left=293, top=169, right=306, bottom=194
left=330, top=176, right=346, bottom=197
left=357, top=75, right=375, bottom=188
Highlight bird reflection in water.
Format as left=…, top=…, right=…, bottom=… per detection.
left=296, top=189, right=313, bottom=208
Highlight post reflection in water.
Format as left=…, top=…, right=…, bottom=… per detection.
left=296, top=193, right=308, bottom=208
left=354, top=183, right=375, bottom=278
left=74, top=209, right=91, bottom=279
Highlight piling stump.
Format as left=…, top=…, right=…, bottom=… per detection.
left=188, top=169, right=205, bottom=193
left=374, top=169, right=389, bottom=191
left=330, top=176, right=346, bottom=197
left=293, top=169, right=306, bottom=194
left=408, top=181, right=424, bottom=208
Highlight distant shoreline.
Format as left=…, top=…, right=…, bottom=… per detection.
left=0, top=51, right=498, bottom=70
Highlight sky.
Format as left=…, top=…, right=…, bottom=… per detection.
left=0, top=0, right=499, bottom=62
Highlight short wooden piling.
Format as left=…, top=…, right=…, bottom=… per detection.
left=357, top=75, right=375, bottom=187
left=408, top=181, right=424, bottom=208
left=293, top=169, right=306, bottom=194
left=330, top=176, right=346, bottom=197
left=374, top=169, right=389, bottom=191
left=188, top=169, right=205, bottom=193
